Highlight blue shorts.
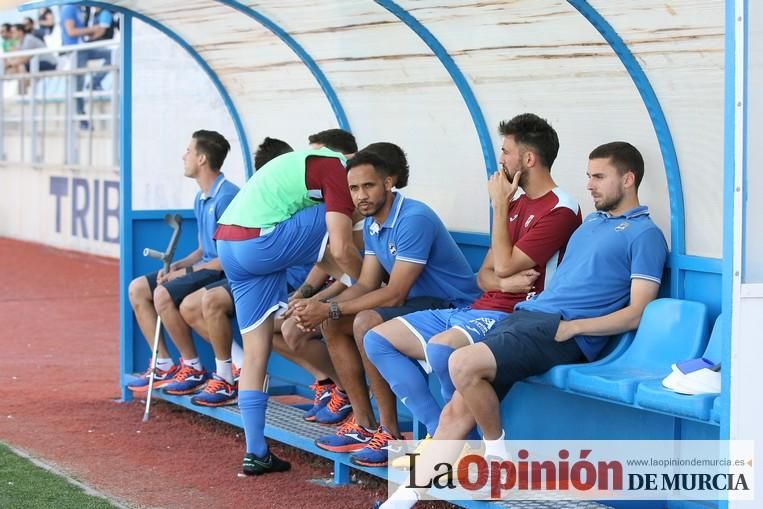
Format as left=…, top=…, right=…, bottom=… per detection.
left=204, top=278, right=234, bottom=307
left=217, top=204, right=329, bottom=333
left=286, top=263, right=313, bottom=292
left=396, top=307, right=510, bottom=372
left=145, top=269, right=225, bottom=307
left=373, top=296, right=452, bottom=323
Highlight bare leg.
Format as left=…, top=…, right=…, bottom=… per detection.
left=128, top=275, right=169, bottom=359
left=272, top=332, right=328, bottom=380
left=354, top=310, right=400, bottom=436
left=281, top=317, right=339, bottom=382
left=368, top=318, right=426, bottom=359
left=429, top=328, right=471, bottom=349
left=179, top=288, right=209, bottom=340
left=323, top=315, right=376, bottom=429
left=154, top=285, right=197, bottom=360
left=201, top=286, right=234, bottom=361
left=240, top=316, right=274, bottom=391
left=449, top=344, right=501, bottom=439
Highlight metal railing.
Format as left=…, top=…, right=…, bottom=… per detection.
left=0, top=38, right=121, bottom=167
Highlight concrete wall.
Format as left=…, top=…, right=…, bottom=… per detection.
left=0, top=163, right=120, bottom=258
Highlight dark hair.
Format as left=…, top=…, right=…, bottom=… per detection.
left=1, top=23, right=11, bottom=31
left=498, top=113, right=559, bottom=169
left=346, top=150, right=392, bottom=179
left=23, top=17, right=34, bottom=27
left=12, top=23, right=27, bottom=34
left=360, top=142, right=409, bottom=189
left=254, top=137, right=293, bottom=170
left=308, top=129, right=358, bottom=155
left=588, top=141, right=645, bottom=188
left=191, top=130, right=231, bottom=171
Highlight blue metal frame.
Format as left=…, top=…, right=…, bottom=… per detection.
left=118, top=14, right=133, bottom=401
left=720, top=0, right=743, bottom=452
left=216, top=0, right=350, bottom=133
left=21, top=0, right=254, bottom=179
left=567, top=0, right=687, bottom=295
left=374, top=0, right=494, bottom=176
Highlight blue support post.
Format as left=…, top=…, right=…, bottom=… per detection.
left=118, top=14, right=134, bottom=402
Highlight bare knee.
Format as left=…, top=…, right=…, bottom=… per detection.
left=437, top=396, right=473, bottom=439
left=430, top=328, right=470, bottom=349
left=439, top=399, right=461, bottom=426
left=281, top=317, right=309, bottom=351
left=449, top=347, right=482, bottom=391
left=353, top=310, right=383, bottom=348
left=179, top=295, right=201, bottom=324
left=321, top=317, right=342, bottom=339
left=128, top=276, right=151, bottom=306
left=153, top=286, right=175, bottom=314
left=202, top=287, right=232, bottom=320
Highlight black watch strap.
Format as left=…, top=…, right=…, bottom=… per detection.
left=328, top=301, right=342, bottom=320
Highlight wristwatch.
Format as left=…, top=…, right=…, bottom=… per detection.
left=328, top=301, right=342, bottom=320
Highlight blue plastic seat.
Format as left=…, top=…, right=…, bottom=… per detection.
left=566, top=299, right=710, bottom=404
left=711, top=396, right=722, bottom=423
left=633, top=315, right=722, bottom=420
left=527, top=330, right=635, bottom=389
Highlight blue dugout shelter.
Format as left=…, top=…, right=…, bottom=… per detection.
left=19, top=1, right=762, bottom=507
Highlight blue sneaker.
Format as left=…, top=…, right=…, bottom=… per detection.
left=315, top=416, right=375, bottom=453
left=127, top=363, right=178, bottom=393
left=350, top=426, right=399, bottom=467
left=313, top=387, right=352, bottom=424
left=190, top=373, right=237, bottom=407
left=162, top=359, right=209, bottom=395
left=303, top=381, right=336, bottom=421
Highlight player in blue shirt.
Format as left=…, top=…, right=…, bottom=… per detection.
left=293, top=147, right=480, bottom=467
left=380, top=141, right=668, bottom=509
left=126, top=130, right=239, bottom=395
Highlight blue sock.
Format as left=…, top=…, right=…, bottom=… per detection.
left=238, top=390, right=268, bottom=457
left=364, top=330, right=441, bottom=436
left=427, top=343, right=456, bottom=402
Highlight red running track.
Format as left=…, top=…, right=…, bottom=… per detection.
left=0, top=238, right=438, bottom=509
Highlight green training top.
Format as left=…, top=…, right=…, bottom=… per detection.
left=217, top=147, right=345, bottom=229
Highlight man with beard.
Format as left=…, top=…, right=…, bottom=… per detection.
left=379, top=141, right=668, bottom=509
left=363, top=114, right=581, bottom=464
left=292, top=145, right=480, bottom=467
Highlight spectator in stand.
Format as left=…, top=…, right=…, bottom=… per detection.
left=36, top=8, right=55, bottom=40
left=22, top=17, right=35, bottom=35
left=5, top=24, right=56, bottom=74
left=86, top=7, right=117, bottom=42
left=1, top=23, right=17, bottom=53
left=59, top=4, right=113, bottom=129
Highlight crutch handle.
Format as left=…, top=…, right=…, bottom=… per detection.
left=141, top=214, right=184, bottom=273
left=142, top=248, right=164, bottom=260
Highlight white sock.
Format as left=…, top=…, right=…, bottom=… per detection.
left=216, top=358, right=234, bottom=384
left=483, top=429, right=509, bottom=460
left=231, top=340, right=244, bottom=368
left=379, top=486, right=419, bottom=509
left=184, top=357, right=202, bottom=371
left=156, top=358, right=174, bottom=371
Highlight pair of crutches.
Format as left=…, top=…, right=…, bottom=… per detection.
left=141, top=214, right=183, bottom=422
